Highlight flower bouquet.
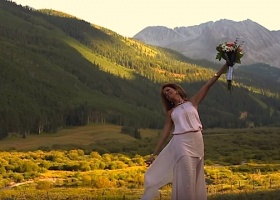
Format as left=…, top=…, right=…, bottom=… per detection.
left=216, top=38, right=244, bottom=93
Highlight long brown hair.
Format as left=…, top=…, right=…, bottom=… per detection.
left=160, top=83, right=188, bottom=112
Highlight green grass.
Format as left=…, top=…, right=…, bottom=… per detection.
left=208, top=189, right=280, bottom=200
left=203, top=127, right=280, bottom=164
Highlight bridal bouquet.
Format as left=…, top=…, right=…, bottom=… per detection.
left=216, top=38, right=244, bottom=92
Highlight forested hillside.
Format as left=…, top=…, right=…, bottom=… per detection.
left=0, top=0, right=280, bottom=139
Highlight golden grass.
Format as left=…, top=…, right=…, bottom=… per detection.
left=138, top=128, right=160, bottom=138
left=40, top=166, right=146, bottom=179
left=0, top=124, right=137, bottom=151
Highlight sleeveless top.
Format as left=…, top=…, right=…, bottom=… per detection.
left=171, top=101, right=202, bottom=134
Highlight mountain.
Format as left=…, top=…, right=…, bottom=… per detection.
left=0, top=0, right=280, bottom=140
left=133, top=19, right=280, bottom=68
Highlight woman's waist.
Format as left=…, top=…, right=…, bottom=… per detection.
left=172, top=128, right=202, bottom=135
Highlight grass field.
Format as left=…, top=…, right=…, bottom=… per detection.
left=0, top=124, right=143, bottom=151
left=1, top=124, right=279, bottom=163
left=0, top=125, right=280, bottom=200
left=1, top=187, right=280, bottom=200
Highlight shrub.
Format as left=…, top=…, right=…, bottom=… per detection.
left=36, top=181, right=53, bottom=190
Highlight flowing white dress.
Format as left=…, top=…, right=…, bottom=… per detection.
left=141, top=102, right=207, bottom=200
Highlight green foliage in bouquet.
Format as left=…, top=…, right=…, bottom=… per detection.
left=215, top=38, right=245, bottom=93
left=216, top=39, right=244, bottom=66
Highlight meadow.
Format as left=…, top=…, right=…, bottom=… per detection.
left=0, top=124, right=280, bottom=199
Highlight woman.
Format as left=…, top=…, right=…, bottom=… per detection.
left=140, top=62, right=228, bottom=200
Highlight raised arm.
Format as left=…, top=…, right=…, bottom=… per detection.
left=189, top=62, right=228, bottom=108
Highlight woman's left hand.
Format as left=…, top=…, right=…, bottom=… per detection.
left=145, top=154, right=156, bottom=167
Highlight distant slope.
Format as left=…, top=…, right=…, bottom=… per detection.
left=0, top=0, right=279, bottom=140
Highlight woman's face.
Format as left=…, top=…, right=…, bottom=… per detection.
left=162, top=86, right=177, bottom=101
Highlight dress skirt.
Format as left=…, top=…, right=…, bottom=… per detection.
left=141, top=131, right=207, bottom=200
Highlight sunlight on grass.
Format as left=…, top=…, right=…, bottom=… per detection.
left=0, top=124, right=136, bottom=151
left=124, top=38, right=158, bottom=58
left=63, top=37, right=136, bottom=80
left=139, top=128, right=160, bottom=138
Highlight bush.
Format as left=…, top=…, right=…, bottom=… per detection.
left=36, top=181, right=53, bottom=190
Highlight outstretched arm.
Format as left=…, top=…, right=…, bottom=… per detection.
left=153, top=110, right=173, bottom=155
left=190, top=62, right=228, bottom=108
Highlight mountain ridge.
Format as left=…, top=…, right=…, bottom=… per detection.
left=133, top=19, right=280, bottom=68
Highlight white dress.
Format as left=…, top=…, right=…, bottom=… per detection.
left=141, top=102, right=207, bottom=200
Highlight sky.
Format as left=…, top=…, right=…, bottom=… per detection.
left=12, top=0, right=280, bottom=37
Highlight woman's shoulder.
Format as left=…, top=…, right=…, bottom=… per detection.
left=184, top=98, right=198, bottom=109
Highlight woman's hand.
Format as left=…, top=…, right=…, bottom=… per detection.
left=145, top=154, right=156, bottom=167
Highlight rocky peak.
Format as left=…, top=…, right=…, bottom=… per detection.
left=133, top=19, right=280, bottom=68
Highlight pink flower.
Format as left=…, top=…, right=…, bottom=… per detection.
left=226, top=42, right=235, bottom=47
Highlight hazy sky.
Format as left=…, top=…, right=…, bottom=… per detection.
left=12, top=0, right=279, bottom=37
